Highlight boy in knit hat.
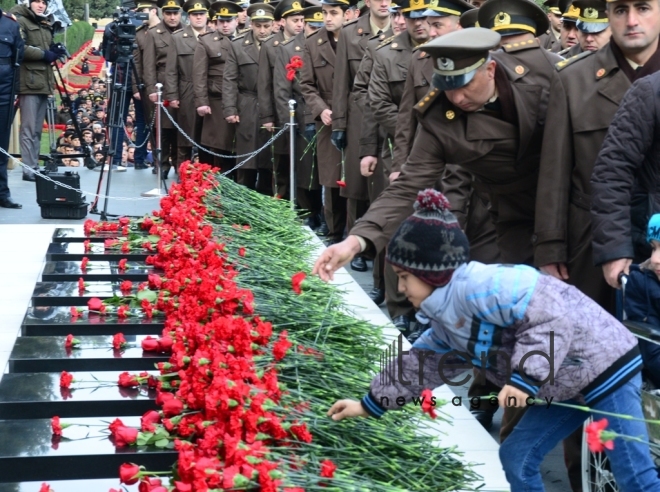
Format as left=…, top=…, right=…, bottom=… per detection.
left=623, top=213, right=660, bottom=387
left=327, top=189, right=660, bottom=490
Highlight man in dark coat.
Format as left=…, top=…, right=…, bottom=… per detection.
left=165, top=0, right=211, bottom=170
left=223, top=2, right=274, bottom=192
left=0, top=8, right=23, bottom=208
left=300, top=0, right=349, bottom=244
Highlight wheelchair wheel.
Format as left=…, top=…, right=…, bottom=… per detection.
left=581, top=417, right=619, bottom=492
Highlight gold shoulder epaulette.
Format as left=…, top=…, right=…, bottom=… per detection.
left=261, top=33, right=275, bottom=42
left=173, top=28, right=183, bottom=34
left=502, top=38, right=539, bottom=53
left=136, top=24, right=145, bottom=31
left=413, top=87, right=440, bottom=115
left=232, top=32, right=246, bottom=41
left=412, top=39, right=429, bottom=52
left=555, top=49, right=594, bottom=71
left=342, top=18, right=359, bottom=28
left=199, top=30, right=215, bottom=37
left=281, top=36, right=294, bottom=45
left=376, top=35, right=395, bottom=50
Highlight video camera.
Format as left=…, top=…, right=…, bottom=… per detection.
left=105, top=0, right=149, bottom=63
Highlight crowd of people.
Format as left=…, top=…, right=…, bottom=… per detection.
left=0, top=0, right=660, bottom=487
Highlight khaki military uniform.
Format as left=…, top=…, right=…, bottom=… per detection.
left=539, top=29, right=561, bottom=53
left=300, top=27, right=347, bottom=242
left=143, top=21, right=181, bottom=167
left=273, top=31, right=321, bottom=213
left=192, top=31, right=236, bottom=160
left=352, top=48, right=561, bottom=267
left=165, top=25, right=204, bottom=166
left=223, top=30, right=270, bottom=189
left=534, top=43, right=660, bottom=309
left=257, top=31, right=287, bottom=153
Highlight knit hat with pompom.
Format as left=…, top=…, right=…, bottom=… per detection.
left=386, top=189, right=470, bottom=287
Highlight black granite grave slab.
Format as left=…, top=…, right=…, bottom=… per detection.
left=0, top=372, right=157, bottom=419
left=0, top=480, right=171, bottom=491
left=41, top=261, right=159, bottom=282
left=0, top=417, right=176, bottom=482
left=21, top=307, right=165, bottom=337
left=32, top=281, right=140, bottom=307
left=9, top=336, right=169, bottom=373
left=53, top=227, right=146, bottom=243
left=46, top=242, right=150, bottom=262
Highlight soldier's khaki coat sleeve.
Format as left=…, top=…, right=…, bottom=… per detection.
left=164, top=37, right=179, bottom=101
left=533, top=72, right=573, bottom=267
left=222, top=42, right=240, bottom=117
left=257, top=43, right=275, bottom=124
left=391, top=70, right=417, bottom=174
left=142, top=30, right=158, bottom=95
left=369, top=53, right=401, bottom=137
left=300, top=42, right=328, bottom=120
left=331, top=28, right=350, bottom=131
left=192, top=41, right=210, bottom=108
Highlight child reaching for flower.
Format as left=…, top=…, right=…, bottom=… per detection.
left=326, top=189, right=660, bottom=490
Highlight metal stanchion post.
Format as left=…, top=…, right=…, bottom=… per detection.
left=142, top=83, right=166, bottom=197
left=289, top=99, right=296, bottom=211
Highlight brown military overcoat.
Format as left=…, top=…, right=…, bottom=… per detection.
left=533, top=42, right=660, bottom=308
left=273, top=31, right=319, bottom=191
left=300, top=27, right=341, bottom=188
left=192, top=30, right=235, bottom=152
left=539, top=29, right=561, bottom=53
left=223, top=30, right=269, bottom=170
left=257, top=30, right=287, bottom=153
left=142, top=21, right=180, bottom=130
left=132, top=25, right=155, bottom=122
left=351, top=49, right=560, bottom=264
left=165, top=25, right=203, bottom=147
left=332, top=15, right=381, bottom=200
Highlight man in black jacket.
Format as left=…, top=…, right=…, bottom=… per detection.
left=591, top=72, right=660, bottom=288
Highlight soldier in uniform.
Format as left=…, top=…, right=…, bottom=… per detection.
left=193, top=1, right=238, bottom=169
left=165, top=0, right=211, bottom=170
left=300, top=0, right=349, bottom=245
left=331, top=0, right=391, bottom=273
left=273, top=4, right=323, bottom=217
left=458, top=8, right=478, bottom=28
left=223, top=2, right=275, bottom=191
left=132, top=0, right=160, bottom=170
left=234, top=0, right=250, bottom=32
left=573, top=0, right=610, bottom=52
left=143, top=0, right=184, bottom=177
left=558, top=0, right=580, bottom=55
left=0, top=7, right=23, bottom=209
left=539, top=0, right=562, bottom=52
left=258, top=0, right=304, bottom=198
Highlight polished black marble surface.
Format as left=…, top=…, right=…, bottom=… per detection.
left=0, top=417, right=175, bottom=482
left=0, top=480, right=171, bottom=491
left=22, top=307, right=164, bottom=336
left=41, top=261, right=158, bottom=282
left=52, top=227, right=140, bottom=243
left=46, top=242, right=150, bottom=262
left=9, top=336, right=169, bottom=372
left=32, top=281, right=139, bottom=307
left=0, top=371, right=157, bottom=419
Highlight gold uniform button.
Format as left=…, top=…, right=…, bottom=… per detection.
left=513, top=43, right=519, bottom=47
left=214, top=36, right=218, bottom=40
left=446, top=110, right=455, bottom=120
left=424, top=96, right=430, bottom=102
left=419, top=51, right=426, bottom=58
left=515, top=65, right=525, bottom=74
left=318, top=38, right=323, bottom=44
left=379, top=34, right=385, bottom=40
left=295, top=46, right=301, bottom=51
left=274, top=40, right=279, bottom=45
left=392, top=43, right=398, bottom=48
left=597, top=68, right=606, bottom=77
left=183, top=33, right=188, bottom=37
left=358, top=28, right=363, bottom=34
left=245, top=40, right=249, bottom=44
left=418, top=102, right=425, bottom=107
left=156, top=29, right=162, bottom=33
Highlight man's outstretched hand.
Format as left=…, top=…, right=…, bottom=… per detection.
left=312, top=235, right=363, bottom=282
left=327, top=399, right=369, bottom=421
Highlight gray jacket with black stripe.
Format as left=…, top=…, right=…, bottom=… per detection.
left=361, top=262, right=641, bottom=418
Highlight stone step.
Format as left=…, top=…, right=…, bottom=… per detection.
left=46, top=242, right=150, bottom=262
left=21, top=307, right=164, bottom=337
left=8, top=336, right=169, bottom=373
left=41, top=260, right=158, bottom=282
left=0, top=371, right=157, bottom=419
left=32, top=281, right=142, bottom=307
left=0, top=417, right=175, bottom=483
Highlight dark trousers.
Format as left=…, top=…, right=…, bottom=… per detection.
left=323, top=186, right=347, bottom=242
left=132, top=94, right=148, bottom=166
left=297, top=187, right=322, bottom=218
left=0, top=103, right=12, bottom=199
left=160, top=128, right=177, bottom=170
left=384, top=262, right=413, bottom=318
left=176, top=146, right=193, bottom=170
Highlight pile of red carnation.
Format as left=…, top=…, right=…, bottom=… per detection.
left=84, top=162, right=333, bottom=491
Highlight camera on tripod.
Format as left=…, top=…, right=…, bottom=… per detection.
left=106, top=1, right=148, bottom=63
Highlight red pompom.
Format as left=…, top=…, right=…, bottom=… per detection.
left=413, top=189, right=451, bottom=213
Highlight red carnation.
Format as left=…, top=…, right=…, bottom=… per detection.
left=141, top=336, right=160, bottom=352
left=60, top=371, right=73, bottom=388
left=88, top=297, right=103, bottom=311
left=77, top=277, right=85, bottom=292
left=81, top=257, right=89, bottom=271
left=113, top=333, right=127, bottom=350
left=119, top=463, right=141, bottom=484
left=64, top=333, right=80, bottom=348
left=336, top=180, right=346, bottom=187
left=163, top=397, right=184, bottom=417
left=586, top=418, right=615, bottom=453
left=273, top=330, right=293, bottom=361
left=83, top=239, right=91, bottom=252
left=420, top=388, right=437, bottom=419
left=117, top=305, right=129, bottom=318
left=291, top=272, right=306, bottom=295
left=118, top=259, right=128, bottom=270
left=39, top=484, right=52, bottom=492
left=51, top=416, right=62, bottom=436
left=238, top=247, right=246, bottom=257
left=113, top=425, right=139, bottom=447
left=118, top=372, right=139, bottom=387
left=120, top=280, right=133, bottom=293
left=320, top=459, right=337, bottom=479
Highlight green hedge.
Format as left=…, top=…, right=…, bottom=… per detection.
left=54, top=21, right=95, bottom=56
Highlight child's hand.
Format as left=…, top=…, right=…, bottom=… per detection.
left=327, top=399, right=369, bottom=421
left=497, top=384, right=532, bottom=408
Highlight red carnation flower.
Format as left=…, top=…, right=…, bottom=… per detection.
left=88, top=297, right=103, bottom=311
left=420, top=388, right=437, bottom=419
left=273, top=331, right=293, bottom=361
left=60, top=371, right=73, bottom=388
left=118, top=372, right=139, bottom=387
left=81, top=257, right=89, bottom=271
left=586, top=418, right=615, bottom=453
left=119, top=463, right=141, bottom=484
left=320, top=459, right=337, bottom=479
left=113, top=333, right=127, bottom=350
left=336, top=180, right=346, bottom=187
left=120, top=280, right=133, bottom=293
left=291, top=272, right=306, bottom=295
left=51, top=416, right=62, bottom=436
left=118, top=259, right=128, bottom=270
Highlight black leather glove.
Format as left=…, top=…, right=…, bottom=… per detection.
left=42, top=50, right=59, bottom=64
left=331, top=130, right=346, bottom=151
left=50, top=43, right=68, bottom=57
left=304, top=123, right=316, bottom=142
